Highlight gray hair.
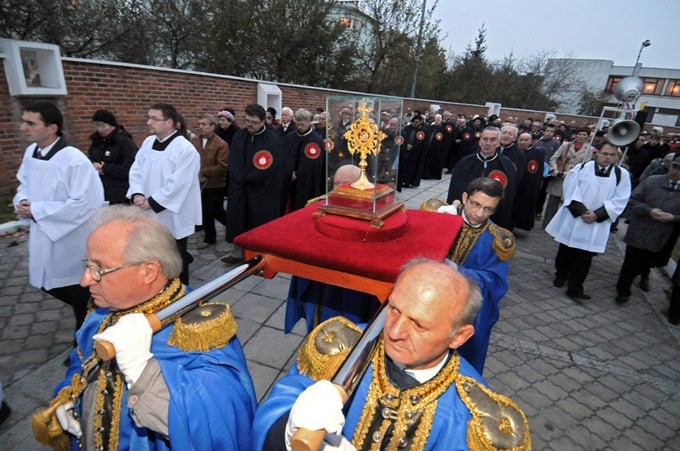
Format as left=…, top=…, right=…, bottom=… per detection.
left=281, top=107, right=294, bottom=116
left=92, top=205, right=182, bottom=278
left=294, top=108, right=312, bottom=123
left=200, top=113, right=216, bottom=126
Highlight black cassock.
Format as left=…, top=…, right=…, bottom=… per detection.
left=399, top=124, right=428, bottom=188
left=226, top=126, right=286, bottom=242
left=511, top=147, right=545, bottom=231
left=422, top=124, right=448, bottom=180
left=447, top=151, right=517, bottom=229
left=286, top=128, right=325, bottom=211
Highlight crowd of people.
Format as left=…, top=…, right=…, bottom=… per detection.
left=11, top=99, right=680, bottom=448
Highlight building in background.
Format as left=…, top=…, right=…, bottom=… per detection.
left=547, top=58, right=680, bottom=128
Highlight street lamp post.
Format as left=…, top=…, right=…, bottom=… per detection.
left=632, top=39, right=651, bottom=75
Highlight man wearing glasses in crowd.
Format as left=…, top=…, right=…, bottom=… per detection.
left=221, top=104, right=287, bottom=264
left=434, top=177, right=515, bottom=374
left=127, top=103, right=201, bottom=285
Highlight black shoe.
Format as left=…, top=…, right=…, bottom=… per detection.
left=220, top=255, right=242, bottom=265
left=615, top=293, right=629, bottom=304
left=669, top=316, right=680, bottom=326
left=0, top=401, right=10, bottom=427
left=639, top=276, right=650, bottom=292
left=553, top=277, right=566, bottom=288
left=567, top=290, right=591, bottom=301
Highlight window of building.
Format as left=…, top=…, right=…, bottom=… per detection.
left=606, top=76, right=622, bottom=93
left=339, top=17, right=354, bottom=29
left=666, top=80, right=680, bottom=97
left=642, top=78, right=663, bottom=95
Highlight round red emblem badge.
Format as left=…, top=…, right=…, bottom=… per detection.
left=488, top=170, right=508, bottom=188
left=474, top=131, right=481, bottom=139
left=463, top=132, right=471, bottom=140
left=305, top=143, right=321, bottom=159
left=416, top=131, right=425, bottom=140
left=527, top=160, right=538, bottom=173
left=324, top=139, right=335, bottom=151
left=445, top=125, right=453, bottom=133
left=395, top=136, right=405, bottom=145
left=253, top=150, right=273, bottom=170
left=435, top=132, right=444, bottom=141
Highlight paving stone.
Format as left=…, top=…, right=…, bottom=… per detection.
left=244, top=326, right=303, bottom=368
left=246, top=359, right=280, bottom=402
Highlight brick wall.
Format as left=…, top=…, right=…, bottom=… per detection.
left=2, top=56, right=675, bottom=196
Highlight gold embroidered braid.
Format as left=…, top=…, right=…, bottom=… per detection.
left=352, top=338, right=460, bottom=450
left=33, top=279, right=184, bottom=449
left=449, top=221, right=489, bottom=265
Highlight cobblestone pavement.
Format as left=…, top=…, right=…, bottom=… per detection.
left=1, top=175, right=679, bottom=450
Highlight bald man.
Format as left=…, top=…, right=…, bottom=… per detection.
left=255, top=260, right=530, bottom=450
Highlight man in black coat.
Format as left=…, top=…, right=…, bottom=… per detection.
left=447, top=127, right=517, bottom=229
left=222, top=104, right=287, bottom=264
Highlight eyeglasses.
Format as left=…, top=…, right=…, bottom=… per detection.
left=466, top=199, right=496, bottom=215
left=82, top=259, right=141, bottom=282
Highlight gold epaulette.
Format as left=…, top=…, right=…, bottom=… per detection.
left=419, top=197, right=448, bottom=212
left=168, top=302, right=238, bottom=352
left=297, top=316, right=362, bottom=381
left=489, top=224, right=516, bottom=262
left=456, top=374, right=531, bottom=450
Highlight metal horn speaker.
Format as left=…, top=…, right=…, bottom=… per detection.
left=613, top=76, right=644, bottom=103
left=607, top=119, right=640, bottom=146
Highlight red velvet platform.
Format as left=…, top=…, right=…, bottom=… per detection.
left=235, top=203, right=462, bottom=301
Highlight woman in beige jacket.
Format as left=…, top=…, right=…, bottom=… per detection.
left=542, top=127, right=593, bottom=227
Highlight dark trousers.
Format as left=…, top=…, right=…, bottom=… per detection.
left=43, top=284, right=91, bottom=333
left=176, top=237, right=192, bottom=285
left=670, top=265, right=680, bottom=320
left=201, top=187, right=226, bottom=243
left=616, top=245, right=652, bottom=296
left=555, top=243, right=595, bottom=293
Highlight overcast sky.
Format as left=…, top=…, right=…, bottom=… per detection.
left=433, top=0, right=680, bottom=70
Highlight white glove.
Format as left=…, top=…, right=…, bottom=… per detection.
left=55, top=402, right=82, bottom=438
left=437, top=204, right=460, bottom=215
left=93, top=313, right=153, bottom=387
left=285, top=380, right=355, bottom=451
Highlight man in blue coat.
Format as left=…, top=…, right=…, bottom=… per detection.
left=36, top=205, right=256, bottom=450
left=253, top=260, right=529, bottom=450
left=437, top=177, right=515, bottom=374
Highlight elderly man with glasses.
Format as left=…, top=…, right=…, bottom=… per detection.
left=34, top=205, right=256, bottom=450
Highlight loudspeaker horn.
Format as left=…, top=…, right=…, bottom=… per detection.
left=606, top=119, right=640, bottom=146
left=613, top=76, right=644, bottom=103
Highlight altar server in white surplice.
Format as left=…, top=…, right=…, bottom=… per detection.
left=127, top=103, right=201, bottom=285
left=546, top=141, right=631, bottom=301
left=14, top=102, right=104, bottom=334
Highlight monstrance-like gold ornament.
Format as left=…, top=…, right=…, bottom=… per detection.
left=343, top=102, right=386, bottom=190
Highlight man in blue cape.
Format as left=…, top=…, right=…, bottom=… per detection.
left=253, top=260, right=529, bottom=450
left=33, top=205, right=256, bottom=450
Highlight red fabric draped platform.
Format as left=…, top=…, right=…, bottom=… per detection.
left=235, top=202, right=462, bottom=283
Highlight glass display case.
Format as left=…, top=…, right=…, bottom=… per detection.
left=319, top=96, right=403, bottom=227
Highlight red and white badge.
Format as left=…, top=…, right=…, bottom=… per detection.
left=488, top=170, right=508, bottom=188
left=324, top=138, right=335, bottom=151
left=527, top=160, right=539, bottom=173
left=463, top=132, right=471, bottom=140
left=435, top=132, right=444, bottom=141
left=416, top=131, right=425, bottom=140
left=445, top=124, right=453, bottom=133
left=305, top=143, right=321, bottom=159
left=555, top=135, right=562, bottom=142
left=253, top=150, right=273, bottom=170
left=474, top=131, right=481, bottom=139
left=395, top=136, right=405, bottom=145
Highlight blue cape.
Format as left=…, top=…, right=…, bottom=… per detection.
left=252, top=353, right=486, bottom=451
left=57, top=306, right=257, bottom=450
